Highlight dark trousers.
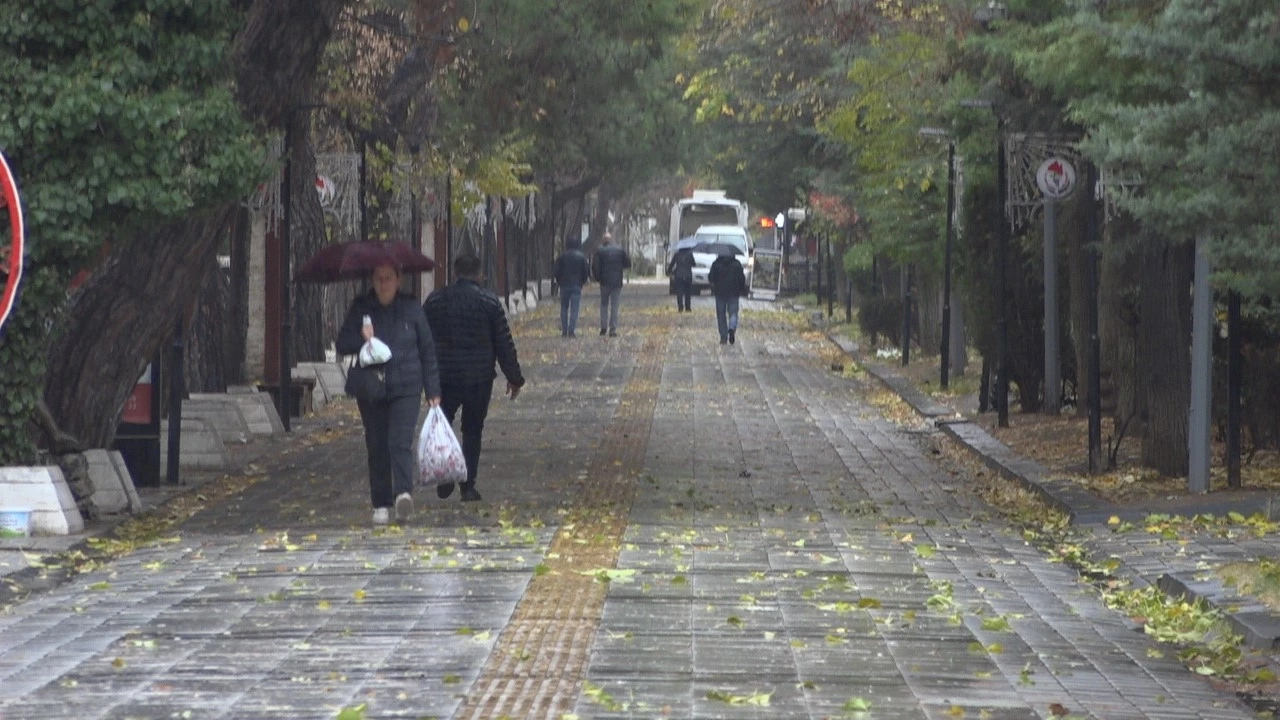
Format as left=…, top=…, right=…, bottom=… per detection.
left=357, top=393, right=421, bottom=508
left=715, top=294, right=741, bottom=341
left=440, top=379, right=494, bottom=484
left=674, top=276, right=693, bottom=311
left=559, top=285, right=582, bottom=335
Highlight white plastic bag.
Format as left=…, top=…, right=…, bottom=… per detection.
left=417, top=406, right=467, bottom=488
left=358, top=315, right=393, bottom=366
left=359, top=338, right=392, bottom=366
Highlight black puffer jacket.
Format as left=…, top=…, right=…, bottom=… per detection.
left=709, top=256, right=748, bottom=298
left=336, top=291, right=441, bottom=399
left=554, top=249, right=591, bottom=289
left=423, top=278, right=525, bottom=388
left=591, top=244, right=631, bottom=288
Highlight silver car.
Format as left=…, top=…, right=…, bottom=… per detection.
left=687, top=225, right=753, bottom=293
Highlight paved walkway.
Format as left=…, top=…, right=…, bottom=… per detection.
left=0, top=286, right=1260, bottom=719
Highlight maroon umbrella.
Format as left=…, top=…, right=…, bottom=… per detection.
left=295, top=240, right=435, bottom=283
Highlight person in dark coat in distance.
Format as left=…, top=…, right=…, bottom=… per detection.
left=591, top=232, right=631, bottom=337
left=423, top=255, right=525, bottom=502
left=667, top=245, right=695, bottom=312
left=553, top=236, right=591, bottom=337
left=708, top=253, right=748, bottom=345
left=335, top=263, right=442, bottom=526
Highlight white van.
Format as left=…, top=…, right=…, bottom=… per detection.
left=687, top=224, right=753, bottom=293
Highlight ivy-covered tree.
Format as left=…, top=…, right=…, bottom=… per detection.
left=0, top=0, right=265, bottom=462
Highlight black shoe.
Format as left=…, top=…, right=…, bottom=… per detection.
left=729, top=329, right=736, bottom=345
left=600, top=329, right=607, bottom=336
left=460, top=482, right=482, bottom=502
left=720, top=338, right=728, bottom=345
left=436, top=482, right=455, bottom=499
left=608, top=329, right=617, bottom=337
left=568, top=331, right=576, bottom=337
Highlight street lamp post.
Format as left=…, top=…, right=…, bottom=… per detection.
left=961, top=99, right=1009, bottom=427
left=919, top=127, right=957, bottom=390
left=995, top=116, right=1010, bottom=428
left=776, top=213, right=787, bottom=294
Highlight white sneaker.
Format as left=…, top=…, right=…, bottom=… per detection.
left=395, top=493, right=413, bottom=522
left=372, top=507, right=390, bottom=525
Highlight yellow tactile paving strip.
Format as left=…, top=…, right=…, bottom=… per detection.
left=455, top=329, right=667, bottom=719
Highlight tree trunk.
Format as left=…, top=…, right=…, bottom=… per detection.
left=44, top=207, right=237, bottom=448
left=949, top=291, right=968, bottom=377
left=226, top=206, right=251, bottom=385
left=289, top=111, right=328, bottom=363
left=233, top=0, right=351, bottom=127
left=184, top=254, right=231, bottom=393
left=1138, top=237, right=1193, bottom=476
left=917, top=274, right=942, bottom=360
left=591, top=181, right=616, bottom=246
left=1064, top=190, right=1092, bottom=417
left=39, top=0, right=348, bottom=449
left=1007, top=239, right=1043, bottom=413
left=1100, top=212, right=1142, bottom=424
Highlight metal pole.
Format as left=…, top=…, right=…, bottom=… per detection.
left=1188, top=234, right=1213, bottom=494
left=827, top=233, right=835, bottom=319
left=781, top=218, right=789, bottom=295
left=1227, top=290, right=1242, bottom=488
left=845, top=270, right=853, bottom=324
left=410, top=190, right=421, bottom=297
left=1086, top=163, right=1102, bottom=472
left=941, top=141, right=955, bottom=390
left=501, top=199, right=511, bottom=311
left=484, top=195, right=493, bottom=284
left=549, top=180, right=557, bottom=297
left=166, top=317, right=183, bottom=484
left=280, top=115, right=293, bottom=432
left=869, top=256, right=879, bottom=347
left=901, top=263, right=911, bottom=367
left=995, top=120, right=1010, bottom=428
left=521, top=195, right=529, bottom=301
left=444, top=172, right=453, bottom=285
left=358, top=134, right=368, bottom=241
left=815, top=232, right=823, bottom=303
left=1044, top=198, right=1061, bottom=414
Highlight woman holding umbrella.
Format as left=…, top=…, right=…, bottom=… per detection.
left=327, top=250, right=441, bottom=526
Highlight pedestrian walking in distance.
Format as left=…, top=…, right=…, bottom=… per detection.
left=335, top=263, right=441, bottom=526
left=709, top=253, right=748, bottom=345
left=667, top=245, right=695, bottom=312
left=591, top=232, right=631, bottom=337
left=553, top=236, right=591, bottom=337
left=423, top=255, right=525, bottom=502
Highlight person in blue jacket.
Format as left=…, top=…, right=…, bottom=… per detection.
left=336, top=263, right=441, bottom=525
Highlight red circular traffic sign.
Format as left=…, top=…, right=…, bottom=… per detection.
left=0, top=151, right=22, bottom=333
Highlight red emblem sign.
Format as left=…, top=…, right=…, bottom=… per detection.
left=0, top=151, right=23, bottom=334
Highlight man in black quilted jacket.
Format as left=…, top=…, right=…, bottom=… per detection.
left=423, top=255, right=525, bottom=502
left=591, top=232, right=631, bottom=337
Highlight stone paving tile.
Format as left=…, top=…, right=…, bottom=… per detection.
left=586, top=297, right=1257, bottom=720
left=0, top=289, right=1268, bottom=719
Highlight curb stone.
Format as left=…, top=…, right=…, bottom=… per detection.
left=820, top=326, right=1280, bottom=651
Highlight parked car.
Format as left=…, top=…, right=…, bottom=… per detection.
left=687, top=225, right=752, bottom=293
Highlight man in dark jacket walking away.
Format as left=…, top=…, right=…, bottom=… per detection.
left=591, top=232, right=631, bottom=337
left=708, top=253, right=748, bottom=345
left=553, top=236, right=591, bottom=337
left=666, top=245, right=695, bottom=312
left=423, top=255, right=525, bottom=502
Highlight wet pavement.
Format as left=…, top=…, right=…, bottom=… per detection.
left=0, top=284, right=1263, bottom=719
